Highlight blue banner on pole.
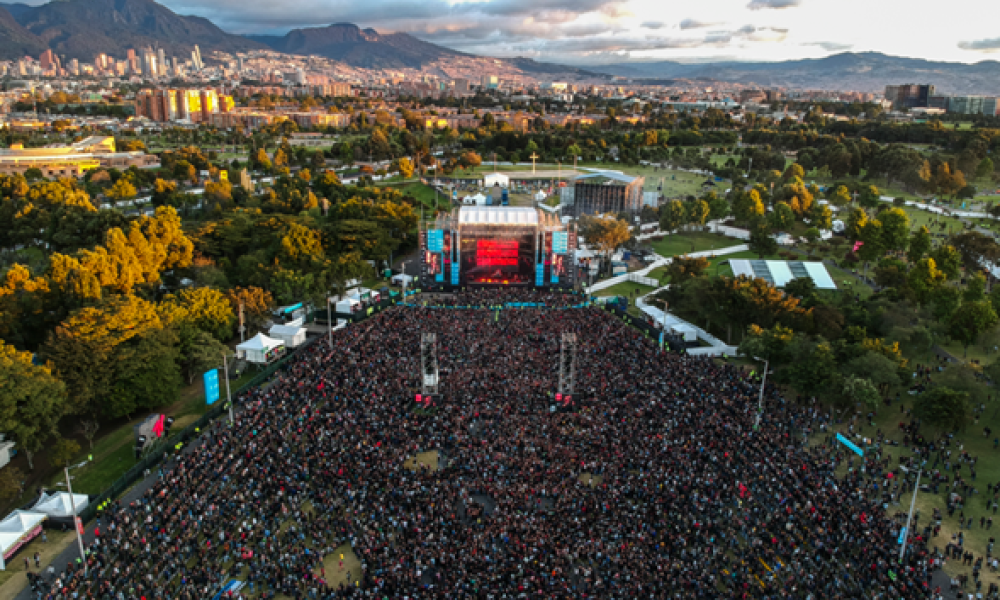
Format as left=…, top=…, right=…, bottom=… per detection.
left=535, top=264, right=545, bottom=286
left=203, top=369, right=220, bottom=405
left=451, top=263, right=460, bottom=286
left=836, top=432, right=864, bottom=456
left=897, top=527, right=906, bottom=544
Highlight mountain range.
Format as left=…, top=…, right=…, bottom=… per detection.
left=585, top=53, right=1000, bottom=95
left=3, top=0, right=1000, bottom=95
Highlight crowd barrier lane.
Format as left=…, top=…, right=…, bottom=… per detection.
left=77, top=334, right=325, bottom=524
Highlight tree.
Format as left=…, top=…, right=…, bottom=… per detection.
left=929, top=245, right=962, bottom=280
left=685, top=199, right=710, bottom=228
left=311, top=150, right=326, bottom=171
left=738, top=323, right=794, bottom=366
left=768, top=201, right=795, bottom=231
left=659, top=200, right=686, bottom=232
left=808, top=202, right=833, bottom=231
left=965, top=273, right=987, bottom=302
left=784, top=277, right=817, bottom=302
left=174, top=322, right=228, bottom=384
left=733, top=189, right=765, bottom=224
left=878, top=207, right=910, bottom=253
left=748, top=222, right=778, bottom=258
left=160, top=287, right=236, bottom=342
left=0, top=340, right=67, bottom=470
left=580, top=214, right=631, bottom=257
left=664, top=255, right=709, bottom=284
left=50, top=438, right=81, bottom=469
left=948, top=300, right=999, bottom=356
left=105, top=177, right=137, bottom=202
left=845, top=207, right=868, bottom=241
left=0, top=466, right=25, bottom=502
left=843, top=352, right=901, bottom=398
left=907, top=258, right=947, bottom=304
left=976, top=157, right=994, bottom=180
left=841, top=375, right=880, bottom=413
left=784, top=336, right=839, bottom=399
left=253, top=148, right=272, bottom=172
left=803, top=227, right=821, bottom=245
left=827, top=185, right=851, bottom=207
left=226, top=286, right=275, bottom=334
left=395, top=157, right=415, bottom=179
left=204, top=180, right=233, bottom=205
left=913, top=387, right=969, bottom=432
left=907, top=226, right=932, bottom=263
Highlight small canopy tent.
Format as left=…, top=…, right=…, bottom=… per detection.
left=534, top=190, right=547, bottom=202
left=268, top=322, right=307, bottom=348
left=31, top=492, right=89, bottom=522
left=236, top=333, right=285, bottom=365
left=335, top=297, right=361, bottom=314
left=483, top=172, right=510, bottom=188
left=0, top=510, right=46, bottom=570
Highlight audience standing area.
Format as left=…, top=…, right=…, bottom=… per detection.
left=35, top=290, right=936, bottom=599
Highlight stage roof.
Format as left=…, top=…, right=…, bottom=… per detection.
left=459, top=206, right=539, bottom=226
left=729, top=259, right=837, bottom=290
left=573, top=171, right=638, bottom=184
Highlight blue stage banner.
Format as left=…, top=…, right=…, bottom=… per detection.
left=203, top=369, right=220, bottom=405
left=451, top=263, right=460, bottom=286
left=552, top=231, right=568, bottom=254
left=427, top=229, right=444, bottom=253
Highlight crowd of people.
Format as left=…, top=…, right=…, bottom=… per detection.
left=36, top=290, right=940, bottom=599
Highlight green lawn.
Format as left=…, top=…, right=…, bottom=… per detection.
left=647, top=231, right=743, bottom=257
left=594, top=281, right=658, bottom=299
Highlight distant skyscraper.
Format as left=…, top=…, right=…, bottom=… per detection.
left=193, top=45, right=203, bottom=70
left=157, top=47, right=166, bottom=77
left=39, top=49, right=55, bottom=70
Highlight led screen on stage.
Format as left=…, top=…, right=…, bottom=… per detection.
left=476, top=240, right=519, bottom=267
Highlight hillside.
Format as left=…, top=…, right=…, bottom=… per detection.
left=0, top=5, right=46, bottom=59
left=0, top=0, right=265, bottom=60
left=586, top=52, right=1000, bottom=95
left=247, top=23, right=466, bottom=69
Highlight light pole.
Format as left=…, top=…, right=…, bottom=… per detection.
left=222, top=352, right=233, bottom=422
left=400, top=260, right=412, bottom=301
left=753, top=356, right=769, bottom=431
left=899, top=466, right=922, bottom=563
left=327, top=295, right=334, bottom=347
left=64, top=459, right=90, bottom=576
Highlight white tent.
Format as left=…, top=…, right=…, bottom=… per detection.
left=534, top=191, right=547, bottom=202
left=391, top=273, right=414, bottom=286
left=268, top=323, right=307, bottom=348
left=483, top=172, right=510, bottom=188
left=31, top=492, right=89, bottom=519
left=336, top=297, right=361, bottom=314
left=0, top=510, right=46, bottom=570
left=236, top=333, right=285, bottom=364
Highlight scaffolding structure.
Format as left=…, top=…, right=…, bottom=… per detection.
left=558, top=333, right=578, bottom=397
left=421, top=333, right=440, bottom=396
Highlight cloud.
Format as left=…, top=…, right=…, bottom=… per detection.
left=641, top=21, right=665, bottom=29
left=747, top=0, right=801, bottom=9
left=679, top=18, right=720, bottom=30
left=958, top=37, right=1000, bottom=52
left=803, top=41, right=853, bottom=52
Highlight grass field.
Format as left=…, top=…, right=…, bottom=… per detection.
left=594, top=281, right=658, bottom=299
left=646, top=231, right=740, bottom=258
left=0, top=530, right=75, bottom=596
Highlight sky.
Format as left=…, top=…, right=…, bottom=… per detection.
left=119, top=0, right=1000, bottom=64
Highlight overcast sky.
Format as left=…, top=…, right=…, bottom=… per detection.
left=152, top=0, right=1000, bottom=64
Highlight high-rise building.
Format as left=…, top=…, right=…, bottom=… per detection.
left=157, top=47, right=166, bottom=77
left=481, top=75, right=499, bottom=90
left=39, top=49, right=55, bottom=70
left=884, top=84, right=935, bottom=109
left=453, top=78, right=469, bottom=93
left=68, top=59, right=79, bottom=76
left=192, top=45, right=203, bottom=70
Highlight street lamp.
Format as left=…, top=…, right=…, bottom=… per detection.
left=752, top=356, right=770, bottom=431
left=400, top=260, right=412, bottom=300
left=64, top=458, right=90, bottom=576
left=221, top=352, right=234, bottom=423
